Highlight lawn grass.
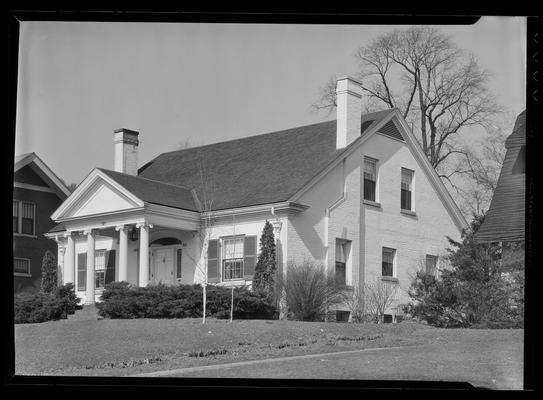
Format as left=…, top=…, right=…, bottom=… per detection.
left=14, top=318, right=523, bottom=382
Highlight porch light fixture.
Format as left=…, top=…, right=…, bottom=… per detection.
left=128, top=226, right=139, bottom=242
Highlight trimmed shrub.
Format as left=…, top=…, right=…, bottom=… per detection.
left=96, top=282, right=278, bottom=320
left=14, top=283, right=80, bottom=324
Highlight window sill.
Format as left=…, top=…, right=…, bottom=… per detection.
left=13, top=233, right=38, bottom=239
left=381, top=276, right=399, bottom=283
left=363, top=200, right=382, bottom=209
left=14, top=273, right=31, bottom=278
left=400, top=209, right=417, bottom=217
left=337, top=284, right=354, bottom=291
left=219, top=279, right=248, bottom=286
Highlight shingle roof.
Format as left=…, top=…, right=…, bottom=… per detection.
left=138, top=110, right=394, bottom=211
left=474, top=110, right=526, bottom=243
left=98, top=168, right=198, bottom=211
left=47, top=224, right=66, bottom=234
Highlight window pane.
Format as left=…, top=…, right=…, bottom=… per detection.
left=95, top=250, right=106, bottom=271
left=401, top=189, right=411, bottom=210
left=382, top=248, right=395, bottom=277
left=401, top=169, right=412, bottom=190
left=335, top=240, right=346, bottom=263
left=13, top=201, right=18, bottom=216
left=22, top=202, right=34, bottom=218
left=335, top=262, right=346, bottom=285
left=364, top=159, right=376, bottom=180
left=223, top=237, right=244, bottom=259
left=364, top=179, right=376, bottom=201
left=21, top=219, right=34, bottom=235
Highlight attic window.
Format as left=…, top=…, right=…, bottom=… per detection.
left=512, top=146, right=525, bottom=175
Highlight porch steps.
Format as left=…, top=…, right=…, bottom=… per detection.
left=67, top=303, right=102, bottom=321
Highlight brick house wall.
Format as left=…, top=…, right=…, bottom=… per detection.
left=13, top=187, right=64, bottom=292
left=286, top=126, right=462, bottom=318
left=13, top=164, right=66, bottom=293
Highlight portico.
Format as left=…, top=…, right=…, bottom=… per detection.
left=47, top=168, right=201, bottom=303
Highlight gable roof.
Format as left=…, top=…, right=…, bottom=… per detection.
left=289, top=108, right=467, bottom=231
left=97, top=168, right=198, bottom=212
left=14, top=152, right=71, bottom=199
left=138, top=110, right=394, bottom=211
left=474, top=110, right=526, bottom=243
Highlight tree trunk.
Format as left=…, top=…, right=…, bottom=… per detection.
left=230, top=286, right=234, bottom=323
left=202, top=283, right=207, bottom=324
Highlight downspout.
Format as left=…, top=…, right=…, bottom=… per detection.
left=324, top=158, right=348, bottom=265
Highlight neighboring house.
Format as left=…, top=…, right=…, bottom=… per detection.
left=13, top=153, right=71, bottom=293
left=474, top=110, right=526, bottom=274
left=474, top=110, right=526, bottom=244
left=47, top=77, right=466, bottom=321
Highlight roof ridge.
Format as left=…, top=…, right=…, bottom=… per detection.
left=158, top=119, right=337, bottom=156
left=97, top=168, right=194, bottom=191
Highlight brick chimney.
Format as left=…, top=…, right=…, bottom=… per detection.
left=336, top=76, right=363, bottom=149
left=114, top=128, right=139, bottom=175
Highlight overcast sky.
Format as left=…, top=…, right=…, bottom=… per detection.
left=15, top=17, right=526, bottom=185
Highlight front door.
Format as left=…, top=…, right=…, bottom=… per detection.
left=152, top=248, right=174, bottom=284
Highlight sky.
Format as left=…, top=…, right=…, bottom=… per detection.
left=15, top=17, right=527, bottom=186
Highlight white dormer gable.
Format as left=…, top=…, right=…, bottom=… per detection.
left=290, top=109, right=467, bottom=232
left=51, top=169, right=144, bottom=221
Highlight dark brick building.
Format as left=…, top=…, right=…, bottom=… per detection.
left=13, top=153, right=70, bottom=293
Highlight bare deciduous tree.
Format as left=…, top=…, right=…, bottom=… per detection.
left=363, top=278, right=399, bottom=323
left=185, top=156, right=217, bottom=324
left=313, top=26, right=505, bottom=215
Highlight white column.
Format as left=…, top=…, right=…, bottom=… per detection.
left=64, top=232, right=76, bottom=285
left=116, top=225, right=129, bottom=282
left=57, top=243, right=66, bottom=285
left=137, top=223, right=152, bottom=287
left=85, top=229, right=96, bottom=304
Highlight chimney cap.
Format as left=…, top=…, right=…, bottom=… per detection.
left=114, top=128, right=139, bottom=135
left=336, top=75, right=362, bottom=86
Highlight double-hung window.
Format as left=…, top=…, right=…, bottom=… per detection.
left=335, top=239, right=349, bottom=286
left=13, top=200, right=36, bottom=235
left=401, top=168, right=414, bottom=211
left=364, top=157, right=377, bottom=202
left=382, top=247, right=396, bottom=277
left=222, top=237, right=244, bottom=280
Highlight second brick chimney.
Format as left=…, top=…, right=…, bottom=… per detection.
left=114, top=128, right=139, bottom=175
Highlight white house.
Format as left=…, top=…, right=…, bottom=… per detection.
left=47, top=76, right=466, bottom=321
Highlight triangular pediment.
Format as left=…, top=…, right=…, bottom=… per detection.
left=52, top=169, right=144, bottom=220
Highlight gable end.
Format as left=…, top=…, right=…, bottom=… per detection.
left=377, top=120, right=404, bottom=141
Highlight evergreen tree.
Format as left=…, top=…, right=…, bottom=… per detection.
left=41, top=250, right=58, bottom=294
left=406, top=213, right=524, bottom=328
left=253, top=221, right=277, bottom=295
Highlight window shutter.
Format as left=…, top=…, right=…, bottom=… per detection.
left=105, top=250, right=116, bottom=285
left=207, top=239, right=219, bottom=283
left=77, top=253, right=87, bottom=291
left=243, top=235, right=257, bottom=279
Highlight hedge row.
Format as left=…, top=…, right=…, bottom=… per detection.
left=96, top=282, right=278, bottom=320
left=14, top=283, right=81, bottom=324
